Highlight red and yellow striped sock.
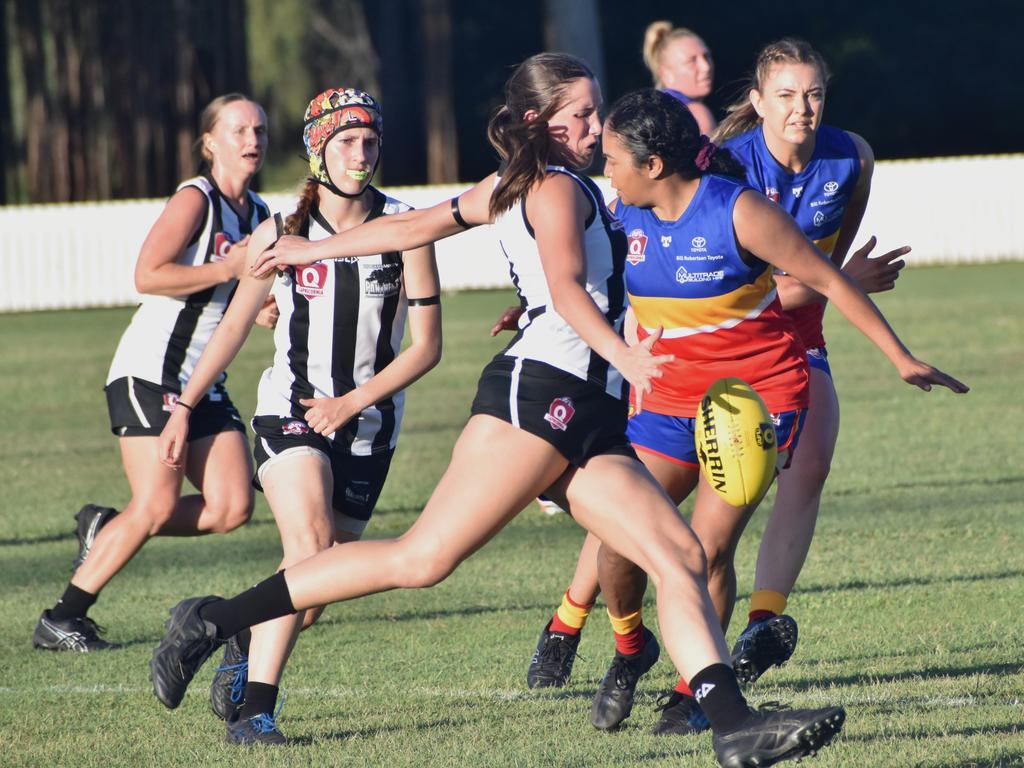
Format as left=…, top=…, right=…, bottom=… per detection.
left=608, top=609, right=644, bottom=655
left=549, top=589, right=594, bottom=636
left=749, top=589, right=788, bottom=625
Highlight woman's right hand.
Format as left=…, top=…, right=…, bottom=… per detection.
left=221, top=235, right=251, bottom=280
left=158, top=405, right=191, bottom=469
left=611, top=327, right=674, bottom=413
left=250, top=235, right=319, bottom=278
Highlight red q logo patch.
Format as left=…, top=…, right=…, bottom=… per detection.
left=543, top=397, right=576, bottom=432
left=282, top=421, right=309, bottom=435
left=211, top=233, right=235, bottom=263
left=626, top=229, right=647, bottom=266
left=162, top=393, right=180, bottom=413
left=765, top=187, right=781, bottom=203
left=295, top=263, right=329, bottom=298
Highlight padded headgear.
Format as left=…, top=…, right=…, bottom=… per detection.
left=303, top=88, right=383, bottom=196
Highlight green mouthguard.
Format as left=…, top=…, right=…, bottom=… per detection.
left=346, top=169, right=370, bottom=181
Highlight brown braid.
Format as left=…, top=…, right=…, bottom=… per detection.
left=284, top=178, right=320, bottom=235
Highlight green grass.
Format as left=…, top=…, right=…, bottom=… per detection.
left=1, top=264, right=1022, bottom=767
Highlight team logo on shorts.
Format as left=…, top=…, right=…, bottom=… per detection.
left=296, top=264, right=329, bottom=298
left=282, top=420, right=309, bottom=435
left=211, top=233, right=235, bottom=262
left=626, top=229, right=647, bottom=265
left=162, top=393, right=180, bottom=413
left=543, top=396, right=576, bottom=432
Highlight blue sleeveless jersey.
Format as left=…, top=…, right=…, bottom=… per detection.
left=723, top=124, right=860, bottom=348
left=620, top=173, right=808, bottom=415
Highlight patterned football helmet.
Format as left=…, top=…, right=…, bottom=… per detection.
left=303, top=88, right=383, bottom=188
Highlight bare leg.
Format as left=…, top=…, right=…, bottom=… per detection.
left=247, top=453, right=335, bottom=687
left=72, top=432, right=253, bottom=595
left=690, top=474, right=759, bottom=632
left=597, top=450, right=699, bottom=618
left=754, top=368, right=840, bottom=597
left=564, top=455, right=730, bottom=681
left=280, top=416, right=568, bottom=606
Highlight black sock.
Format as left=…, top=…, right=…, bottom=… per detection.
left=198, top=571, right=296, bottom=640
left=690, top=663, right=750, bottom=733
left=50, top=584, right=97, bottom=621
left=239, top=681, right=279, bottom=719
left=236, top=628, right=252, bottom=655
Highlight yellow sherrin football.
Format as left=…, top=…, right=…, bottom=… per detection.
left=696, top=377, right=778, bottom=507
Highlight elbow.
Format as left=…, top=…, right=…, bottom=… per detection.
left=418, top=337, right=443, bottom=372
left=134, top=270, right=154, bottom=295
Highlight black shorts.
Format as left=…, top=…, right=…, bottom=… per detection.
left=105, top=376, right=245, bottom=441
left=252, top=415, right=395, bottom=525
left=470, top=356, right=636, bottom=467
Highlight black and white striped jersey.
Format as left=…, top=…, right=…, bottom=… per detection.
left=107, top=175, right=270, bottom=391
left=255, top=188, right=411, bottom=456
left=493, top=166, right=629, bottom=399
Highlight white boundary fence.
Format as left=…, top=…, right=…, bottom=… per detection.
left=1, top=154, right=1021, bottom=312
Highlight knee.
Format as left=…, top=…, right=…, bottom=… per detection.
left=126, top=495, right=179, bottom=535
left=281, top=524, right=335, bottom=566
left=644, top=534, right=708, bottom=593
left=701, top=538, right=735, bottom=580
left=391, top=537, right=457, bottom=589
left=205, top=490, right=255, bottom=534
left=301, top=605, right=325, bottom=630
left=787, top=449, right=833, bottom=490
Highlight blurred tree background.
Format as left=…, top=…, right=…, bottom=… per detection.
left=1, top=0, right=1020, bottom=204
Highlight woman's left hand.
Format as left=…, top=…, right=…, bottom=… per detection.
left=251, top=235, right=319, bottom=278
left=299, top=393, right=363, bottom=437
left=898, top=357, right=970, bottom=393
left=611, top=327, right=675, bottom=413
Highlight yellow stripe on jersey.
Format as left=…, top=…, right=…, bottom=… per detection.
left=630, top=268, right=778, bottom=340
left=814, top=230, right=840, bottom=257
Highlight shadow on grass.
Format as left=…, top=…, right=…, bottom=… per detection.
left=285, top=715, right=479, bottom=744
left=840, top=718, right=1023, bottom=743
left=830, top=474, right=1024, bottom=496
left=794, top=567, right=1024, bottom=598
left=931, top=753, right=1024, bottom=768
left=315, top=601, right=558, bottom=626
left=784, top=660, right=1024, bottom=692
left=0, top=515, right=280, bottom=548
left=800, top=639, right=1016, bottom=666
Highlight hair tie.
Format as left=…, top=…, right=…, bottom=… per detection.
left=695, top=135, right=717, bottom=172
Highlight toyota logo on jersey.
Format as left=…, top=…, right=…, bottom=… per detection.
left=211, top=233, right=235, bottom=263
left=296, top=263, right=329, bottom=298
left=543, top=397, right=576, bottom=431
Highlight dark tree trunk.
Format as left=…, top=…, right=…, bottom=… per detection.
left=49, top=0, right=73, bottom=201
left=421, top=0, right=458, bottom=182
left=15, top=0, right=50, bottom=201
left=0, top=1, right=10, bottom=203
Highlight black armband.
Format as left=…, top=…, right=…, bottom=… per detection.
left=407, top=295, right=441, bottom=307
left=450, top=197, right=475, bottom=230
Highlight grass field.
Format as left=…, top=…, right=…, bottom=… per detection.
left=1, top=263, right=1021, bottom=767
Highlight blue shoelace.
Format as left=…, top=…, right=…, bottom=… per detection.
left=249, top=691, right=287, bottom=733
left=214, top=658, right=249, bottom=705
